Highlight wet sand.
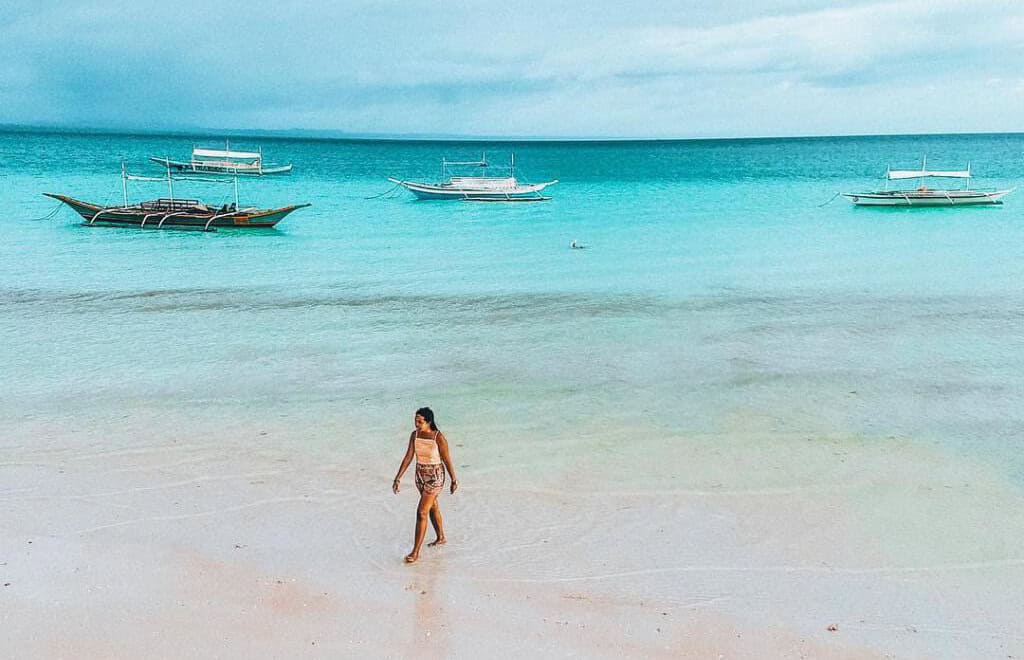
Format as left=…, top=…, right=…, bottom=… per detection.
left=3, top=411, right=1023, bottom=659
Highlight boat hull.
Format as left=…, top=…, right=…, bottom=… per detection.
left=388, top=177, right=556, bottom=201
left=149, top=157, right=293, bottom=176
left=842, top=189, right=1013, bottom=206
left=44, top=194, right=309, bottom=229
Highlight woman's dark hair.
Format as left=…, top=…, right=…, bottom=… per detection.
left=415, top=407, right=438, bottom=432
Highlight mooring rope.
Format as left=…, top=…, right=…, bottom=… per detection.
left=817, top=192, right=842, bottom=207
left=19, top=202, right=65, bottom=222
left=364, top=181, right=403, bottom=200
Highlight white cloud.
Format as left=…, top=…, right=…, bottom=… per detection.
left=537, top=0, right=1024, bottom=86
left=1, top=1, right=1023, bottom=136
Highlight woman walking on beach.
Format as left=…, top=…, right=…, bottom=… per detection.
left=393, top=407, right=458, bottom=563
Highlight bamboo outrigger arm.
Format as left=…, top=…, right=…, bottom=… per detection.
left=156, top=211, right=189, bottom=229
left=89, top=207, right=125, bottom=225
left=140, top=212, right=164, bottom=228
left=203, top=207, right=257, bottom=231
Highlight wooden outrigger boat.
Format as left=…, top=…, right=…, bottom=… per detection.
left=843, top=159, right=1013, bottom=206
left=389, top=154, right=557, bottom=201
left=45, top=194, right=309, bottom=230
left=45, top=164, right=309, bottom=230
left=150, top=142, right=293, bottom=176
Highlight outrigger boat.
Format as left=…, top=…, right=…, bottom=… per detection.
left=150, top=142, right=292, bottom=176
left=388, top=154, right=557, bottom=201
left=45, top=164, right=309, bottom=231
left=843, top=158, right=1013, bottom=206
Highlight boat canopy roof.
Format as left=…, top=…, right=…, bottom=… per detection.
left=193, top=147, right=261, bottom=161
left=888, top=169, right=971, bottom=180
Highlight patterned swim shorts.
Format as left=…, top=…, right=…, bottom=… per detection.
left=415, top=463, right=445, bottom=495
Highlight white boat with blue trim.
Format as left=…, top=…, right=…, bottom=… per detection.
left=388, top=154, right=557, bottom=201
left=843, top=159, right=1012, bottom=206
left=150, top=142, right=292, bottom=176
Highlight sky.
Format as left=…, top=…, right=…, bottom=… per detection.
left=2, top=0, right=1023, bottom=139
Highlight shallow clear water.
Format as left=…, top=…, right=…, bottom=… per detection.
left=2, top=130, right=1023, bottom=483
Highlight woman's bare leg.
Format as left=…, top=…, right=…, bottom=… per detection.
left=406, top=492, right=437, bottom=563
left=428, top=499, right=446, bottom=546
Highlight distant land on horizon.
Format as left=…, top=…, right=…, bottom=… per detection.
left=1, top=122, right=1021, bottom=144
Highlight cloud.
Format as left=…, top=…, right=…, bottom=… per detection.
left=538, top=0, right=1024, bottom=87
left=1, top=1, right=1023, bottom=136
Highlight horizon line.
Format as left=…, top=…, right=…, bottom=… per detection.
left=1, top=122, right=1022, bottom=144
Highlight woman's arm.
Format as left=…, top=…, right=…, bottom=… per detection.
left=436, top=432, right=458, bottom=494
left=393, top=433, right=416, bottom=494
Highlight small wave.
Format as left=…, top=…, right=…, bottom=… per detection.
left=0, top=286, right=663, bottom=321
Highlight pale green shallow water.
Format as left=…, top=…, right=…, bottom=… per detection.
left=1, top=130, right=1023, bottom=479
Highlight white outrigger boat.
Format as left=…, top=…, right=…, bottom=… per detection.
left=842, top=159, right=1012, bottom=206
left=388, top=154, right=557, bottom=201
left=150, top=142, right=292, bottom=176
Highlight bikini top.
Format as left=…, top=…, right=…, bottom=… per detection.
left=414, top=431, right=441, bottom=465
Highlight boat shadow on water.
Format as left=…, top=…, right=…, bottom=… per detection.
left=846, top=203, right=1009, bottom=217
left=71, top=221, right=288, bottom=236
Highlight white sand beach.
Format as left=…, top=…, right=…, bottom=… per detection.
left=3, top=406, right=1023, bottom=659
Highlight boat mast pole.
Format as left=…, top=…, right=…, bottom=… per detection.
left=233, top=175, right=239, bottom=208
left=121, top=162, right=128, bottom=208
left=166, top=159, right=174, bottom=202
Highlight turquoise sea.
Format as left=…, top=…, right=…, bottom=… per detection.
left=2, top=129, right=1023, bottom=483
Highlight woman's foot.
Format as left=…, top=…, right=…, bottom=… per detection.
left=404, top=553, right=419, bottom=563
left=428, top=537, right=446, bottom=547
